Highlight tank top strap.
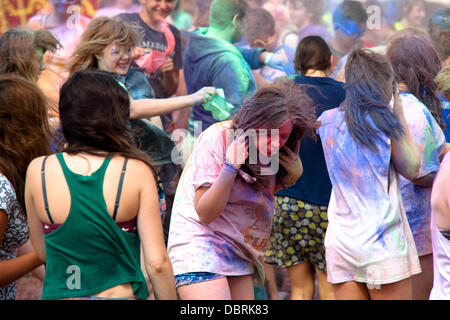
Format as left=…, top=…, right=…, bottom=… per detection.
left=41, top=155, right=53, bottom=224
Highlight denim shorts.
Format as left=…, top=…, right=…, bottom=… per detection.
left=174, top=272, right=225, bottom=288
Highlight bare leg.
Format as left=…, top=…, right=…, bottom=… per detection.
left=314, top=266, right=335, bottom=300
left=411, top=254, right=433, bottom=300
left=369, top=277, right=412, bottom=300
left=228, top=274, right=255, bottom=300
left=177, top=277, right=231, bottom=300
left=263, top=263, right=279, bottom=300
left=287, top=261, right=315, bottom=300
left=333, top=281, right=370, bottom=300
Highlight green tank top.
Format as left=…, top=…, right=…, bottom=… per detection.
left=41, top=153, right=149, bottom=300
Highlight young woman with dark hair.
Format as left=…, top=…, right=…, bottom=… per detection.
left=395, top=0, right=427, bottom=31
left=167, top=79, right=320, bottom=300
left=67, top=16, right=217, bottom=243
left=387, top=33, right=445, bottom=131
left=386, top=33, right=446, bottom=300
left=25, top=71, right=177, bottom=300
left=0, top=76, right=53, bottom=300
left=318, top=48, right=422, bottom=300
left=265, top=36, right=345, bottom=300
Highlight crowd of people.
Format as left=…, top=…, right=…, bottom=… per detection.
left=0, top=0, right=450, bottom=301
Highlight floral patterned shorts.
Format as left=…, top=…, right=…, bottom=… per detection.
left=264, top=196, right=329, bottom=273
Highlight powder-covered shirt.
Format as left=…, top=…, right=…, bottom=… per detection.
left=399, top=93, right=446, bottom=256
left=430, top=152, right=450, bottom=300
left=167, top=121, right=276, bottom=285
left=0, top=175, right=29, bottom=300
left=318, top=108, right=421, bottom=285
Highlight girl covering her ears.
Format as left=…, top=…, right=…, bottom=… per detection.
left=167, top=79, right=320, bottom=300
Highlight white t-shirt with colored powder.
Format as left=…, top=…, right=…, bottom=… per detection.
left=167, top=121, right=276, bottom=285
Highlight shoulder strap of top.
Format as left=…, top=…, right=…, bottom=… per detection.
left=112, top=158, right=129, bottom=221
left=41, top=155, right=54, bottom=224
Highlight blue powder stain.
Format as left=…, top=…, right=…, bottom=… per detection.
left=375, top=223, right=387, bottom=248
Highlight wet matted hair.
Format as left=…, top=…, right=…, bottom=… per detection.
left=387, top=33, right=445, bottom=131
left=343, top=48, right=405, bottom=152
left=232, top=78, right=320, bottom=190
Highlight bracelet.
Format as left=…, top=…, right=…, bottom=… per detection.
left=264, top=52, right=273, bottom=65
left=223, top=163, right=238, bottom=174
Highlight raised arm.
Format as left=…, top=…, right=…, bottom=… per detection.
left=194, top=135, right=248, bottom=224
left=390, top=85, right=420, bottom=181
left=129, top=87, right=217, bottom=119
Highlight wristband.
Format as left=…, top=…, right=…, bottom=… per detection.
left=223, top=163, right=238, bottom=174
left=264, top=52, right=273, bottom=65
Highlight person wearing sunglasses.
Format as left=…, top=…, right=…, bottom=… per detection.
left=328, top=0, right=368, bottom=80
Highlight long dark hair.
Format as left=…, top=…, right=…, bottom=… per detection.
left=232, top=79, right=319, bottom=190
left=343, top=48, right=404, bottom=151
left=0, top=76, right=52, bottom=209
left=294, top=35, right=331, bottom=74
left=386, top=33, right=445, bottom=130
left=59, top=71, right=155, bottom=174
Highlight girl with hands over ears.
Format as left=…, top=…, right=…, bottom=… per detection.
left=167, top=79, right=319, bottom=300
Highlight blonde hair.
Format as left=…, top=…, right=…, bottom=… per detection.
left=68, top=16, right=142, bottom=75
left=436, top=65, right=450, bottom=102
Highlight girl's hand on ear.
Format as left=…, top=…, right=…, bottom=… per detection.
left=279, top=140, right=302, bottom=184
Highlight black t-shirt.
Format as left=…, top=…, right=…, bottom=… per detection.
left=276, top=74, right=346, bottom=206
left=117, top=13, right=183, bottom=130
